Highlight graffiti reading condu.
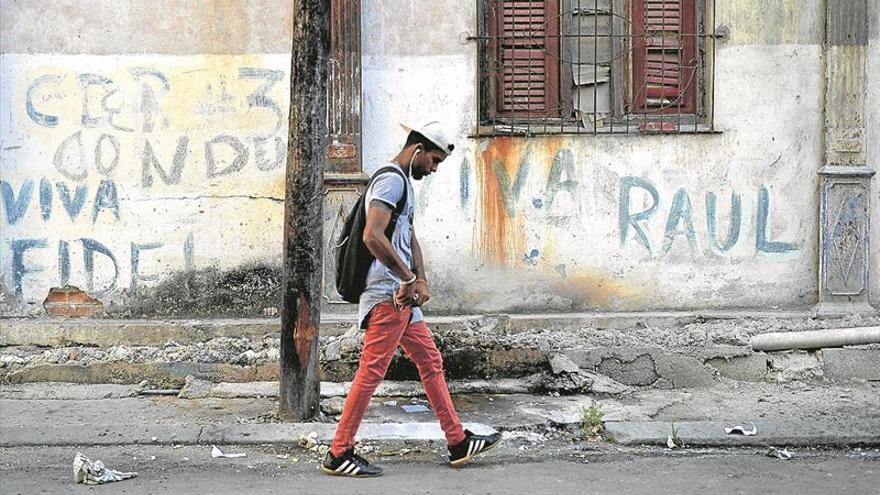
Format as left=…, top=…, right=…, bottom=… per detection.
left=1, top=56, right=290, bottom=301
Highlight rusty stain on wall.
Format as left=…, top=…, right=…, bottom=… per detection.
left=474, top=134, right=641, bottom=307
left=476, top=137, right=526, bottom=264
left=476, top=136, right=568, bottom=265
left=552, top=272, right=642, bottom=308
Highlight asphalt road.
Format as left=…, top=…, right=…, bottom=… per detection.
left=1, top=445, right=878, bottom=495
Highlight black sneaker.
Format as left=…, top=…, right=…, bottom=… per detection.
left=320, top=448, right=383, bottom=478
left=448, top=429, right=503, bottom=467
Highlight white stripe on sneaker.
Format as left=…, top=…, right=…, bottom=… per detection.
left=351, top=466, right=361, bottom=475
left=336, top=460, right=350, bottom=473
left=344, top=464, right=358, bottom=475
left=477, top=439, right=485, bottom=453
left=467, top=441, right=475, bottom=457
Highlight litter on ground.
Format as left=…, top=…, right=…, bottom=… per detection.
left=73, top=453, right=137, bottom=485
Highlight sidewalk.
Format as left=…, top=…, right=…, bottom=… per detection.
left=2, top=380, right=879, bottom=449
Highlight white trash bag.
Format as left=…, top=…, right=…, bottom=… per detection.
left=73, top=452, right=138, bottom=485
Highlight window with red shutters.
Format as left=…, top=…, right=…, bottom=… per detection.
left=631, top=0, right=698, bottom=114
left=479, top=0, right=711, bottom=133
left=487, top=0, right=560, bottom=118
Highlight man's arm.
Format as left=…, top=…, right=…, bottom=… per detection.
left=411, top=229, right=430, bottom=306
left=411, top=228, right=426, bottom=282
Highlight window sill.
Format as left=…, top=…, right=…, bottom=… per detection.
left=470, top=117, right=720, bottom=138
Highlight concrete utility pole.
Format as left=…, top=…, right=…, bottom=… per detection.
left=280, top=0, right=330, bottom=421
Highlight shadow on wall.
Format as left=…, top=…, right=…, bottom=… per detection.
left=1, top=264, right=284, bottom=318
left=116, top=263, right=283, bottom=318
left=0, top=281, right=27, bottom=316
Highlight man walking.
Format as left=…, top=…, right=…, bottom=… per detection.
left=322, top=122, right=502, bottom=478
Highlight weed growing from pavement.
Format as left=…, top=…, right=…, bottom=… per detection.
left=161, top=378, right=183, bottom=390
left=667, top=422, right=684, bottom=448
left=581, top=401, right=605, bottom=438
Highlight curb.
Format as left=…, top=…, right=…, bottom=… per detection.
left=0, top=422, right=497, bottom=448
left=603, top=419, right=880, bottom=447
left=5, top=418, right=880, bottom=448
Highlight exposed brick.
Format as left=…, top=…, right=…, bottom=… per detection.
left=42, top=286, right=103, bottom=318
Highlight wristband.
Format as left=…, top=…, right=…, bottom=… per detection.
left=400, top=274, right=418, bottom=286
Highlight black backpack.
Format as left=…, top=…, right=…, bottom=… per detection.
left=334, top=166, right=409, bottom=303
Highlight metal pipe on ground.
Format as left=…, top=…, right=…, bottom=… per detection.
left=751, top=327, right=880, bottom=351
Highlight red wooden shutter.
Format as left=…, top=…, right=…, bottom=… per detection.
left=632, top=0, right=697, bottom=114
left=488, top=0, right=560, bottom=118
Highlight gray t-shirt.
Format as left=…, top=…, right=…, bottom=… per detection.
left=357, top=163, right=424, bottom=328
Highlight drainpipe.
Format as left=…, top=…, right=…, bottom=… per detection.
left=751, top=326, right=880, bottom=351
left=815, top=0, right=875, bottom=314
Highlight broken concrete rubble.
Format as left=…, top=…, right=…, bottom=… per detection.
left=563, top=347, right=713, bottom=388
left=767, top=350, right=824, bottom=382
left=548, top=354, right=580, bottom=374
left=541, top=355, right=594, bottom=394
left=319, top=396, right=346, bottom=416
left=652, top=353, right=715, bottom=388
left=820, top=348, right=880, bottom=381
left=706, top=354, right=769, bottom=382
left=3, top=314, right=880, bottom=387
left=581, top=371, right=632, bottom=395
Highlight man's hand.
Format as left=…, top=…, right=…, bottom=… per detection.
left=394, top=282, right=418, bottom=309
left=413, top=280, right=430, bottom=307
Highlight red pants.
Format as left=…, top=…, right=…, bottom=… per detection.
left=330, top=302, right=466, bottom=456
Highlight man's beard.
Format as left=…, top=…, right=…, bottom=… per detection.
left=412, top=169, right=425, bottom=180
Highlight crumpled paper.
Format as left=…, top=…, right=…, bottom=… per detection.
left=723, top=423, right=757, bottom=436
left=73, top=453, right=138, bottom=485
left=766, top=447, right=793, bottom=460
left=211, top=446, right=246, bottom=458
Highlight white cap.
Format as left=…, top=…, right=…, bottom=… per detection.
left=400, top=121, right=455, bottom=156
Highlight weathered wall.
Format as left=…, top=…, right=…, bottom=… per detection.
left=1, top=0, right=871, bottom=316
left=363, top=0, right=825, bottom=313
left=0, top=1, right=291, bottom=316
